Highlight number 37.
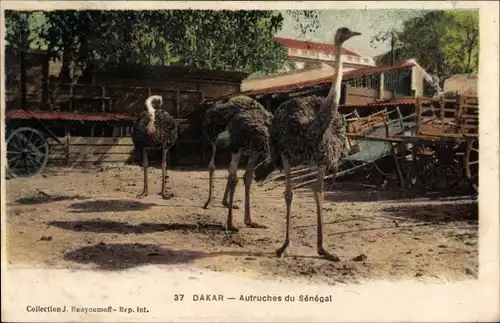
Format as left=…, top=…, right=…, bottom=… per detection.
left=174, top=294, right=184, bottom=301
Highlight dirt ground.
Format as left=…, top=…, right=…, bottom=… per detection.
left=5, top=165, right=478, bottom=285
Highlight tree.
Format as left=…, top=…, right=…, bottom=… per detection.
left=4, top=11, right=31, bottom=107
left=372, top=10, right=479, bottom=79
left=5, top=10, right=307, bottom=81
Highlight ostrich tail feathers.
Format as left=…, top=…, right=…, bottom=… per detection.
left=214, top=130, right=231, bottom=149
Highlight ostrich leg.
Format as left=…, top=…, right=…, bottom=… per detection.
left=276, top=155, right=293, bottom=258
left=137, top=148, right=149, bottom=198
left=203, top=142, right=217, bottom=209
left=226, top=148, right=243, bottom=231
left=243, top=154, right=267, bottom=228
left=313, top=165, right=340, bottom=262
left=160, top=147, right=174, bottom=200
left=221, top=175, right=231, bottom=207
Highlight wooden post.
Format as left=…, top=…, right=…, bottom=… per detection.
left=415, top=97, right=421, bottom=135
left=439, top=95, right=445, bottom=122
left=396, top=106, right=404, bottom=130
left=41, top=53, right=50, bottom=109
left=65, top=124, right=71, bottom=166
left=90, top=125, right=95, bottom=137
left=175, top=90, right=180, bottom=118
left=68, top=84, right=74, bottom=112
left=101, top=86, right=106, bottom=112
left=172, top=90, right=181, bottom=166
left=392, top=142, right=406, bottom=189
left=383, top=109, right=390, bottom=137
left=456, top=94, right=464, bottom=134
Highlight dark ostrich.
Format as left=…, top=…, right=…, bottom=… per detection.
left=202, top=96, right=272, bottom=231
left=202, top=95, right=267, bottom=210
left=254, top=27, right=361, bottom=261
left=132, top=95, right=179, bottom=199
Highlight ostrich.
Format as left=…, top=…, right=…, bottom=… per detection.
left=132, top=95, right=179, bottom=199
left=202, top=96, right=272, bottom=231
left=202, top=96, right=266, bottom=210
left=254, top=27, right=361, bottom=261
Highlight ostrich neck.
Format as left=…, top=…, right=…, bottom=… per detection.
left=306, top=41, right=344, bottom=142
left=327, top=43, right=344, bottom=112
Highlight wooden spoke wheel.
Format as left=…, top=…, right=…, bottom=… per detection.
left=435, top=142, right=466, bottom=189
left=464, top=137, right=479, bottom=192
left=6, top=127, right=49, bottom=178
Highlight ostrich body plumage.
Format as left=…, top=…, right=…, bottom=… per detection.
left=132, top=95, right=179, bottom=199
left=202, top=95, right=264, bottom=145
left=227, top=106, right=273, bottom=158
left=253, top=27, right=362, bottom=262
left=271, top=95, right=348, bottom=170
left=132, top=109, right=178, bottom=150
left=202, top=96, right=272, bottom=231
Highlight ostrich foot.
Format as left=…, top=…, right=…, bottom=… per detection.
left=160, top=192, right=174, bottom=200
left=245, top=221, right=268, bottom=229
left=223, top=202, right=240, bottom=209
left=203, top=201, right=212, bottom=209
left=317, top=247, right=340, bottom=262
left=275, top=243, right=290, bottom=258
left=226, top=224, right=239, bottom=232
left=136, top=192, right=148, bottom=199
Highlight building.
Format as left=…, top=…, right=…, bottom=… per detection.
left=217, top=59, right=439, bottom=118
left=274, top=37, right=375, bottom=72
left=241, top=37, right=376, bottom=92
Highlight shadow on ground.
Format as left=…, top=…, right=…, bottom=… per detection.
left=63, top=242, right=349, bottom=273
left=320, top=188, right=476, bottom=203
left=380, top=201, right=478, bottom=224
left=49, top=220, right=226, bottom=234
left=64, top=243, right=208, bottom=270
left=12, top=191, right=88, bottom=205
left=68, top=200, right=157, bottom=213
left=63, top=242, right=279, bottom=271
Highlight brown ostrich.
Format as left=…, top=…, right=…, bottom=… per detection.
left=254, top=27, right=361, bottom=261
left=202, top=96, right=272, bottom=231
left=202, top=96, right=266, bottom=209
left=132, top=95, right=179, bottom=199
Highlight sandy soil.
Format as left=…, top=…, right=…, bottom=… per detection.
left=5, top=165, right=478, bottom=285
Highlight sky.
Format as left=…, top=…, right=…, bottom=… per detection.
left=276, top=9, right=427, bottom=58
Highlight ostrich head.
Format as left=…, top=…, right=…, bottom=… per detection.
left=145, top=95, right=163, bottom=135
left=334, top=27, right=361, bottom=45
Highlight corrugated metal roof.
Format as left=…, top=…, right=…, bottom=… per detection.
left=341, top=97, right=432, bottom=108
left=5, top=109, right=135, bottom=122
left=274, top=37, right=361, bottom=57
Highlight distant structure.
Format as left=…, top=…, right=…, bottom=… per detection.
left=241, top=37, right=375, bottom=93
left=274, top=36, right=375, bottom=73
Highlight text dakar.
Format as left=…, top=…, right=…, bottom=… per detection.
left=192, top=294, right=224, bottom=302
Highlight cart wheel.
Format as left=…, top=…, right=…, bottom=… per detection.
left=464, top=137, right=478, bottom=192
left=6, top=127, right=49, bottom=178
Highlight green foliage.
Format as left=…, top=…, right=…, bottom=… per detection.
left=4, top=11, right=31, bottom=55
left=4, top=10, right=300, bottom=78
left=286, top=10, right=320, bottom=36
left=373, top=10, right=479, bottom=79
left=439, top=10, right=479, bottom=74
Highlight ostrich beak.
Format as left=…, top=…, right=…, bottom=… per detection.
left=350, top=31, right=361, bottom=37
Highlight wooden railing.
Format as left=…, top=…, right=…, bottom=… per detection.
left=416, top=94, right=478, bottom=136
